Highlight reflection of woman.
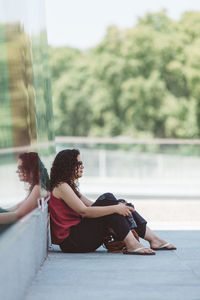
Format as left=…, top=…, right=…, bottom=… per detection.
left=0, top=152, right=49, bottom=230
left=49, top=149, right=176, bottom=255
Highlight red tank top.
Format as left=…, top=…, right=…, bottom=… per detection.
left=49, top=193, right=81, bottom=244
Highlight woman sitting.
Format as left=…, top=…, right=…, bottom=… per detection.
left=0, top=152, right=49, bottom=232
left=49, top=149, right=176, bottom=255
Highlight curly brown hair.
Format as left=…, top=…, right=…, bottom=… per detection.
left=19, top=152, right=49, bottom=192
left=50, top=149, right=81, bottom=197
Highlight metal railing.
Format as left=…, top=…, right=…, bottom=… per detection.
left=56, top=137, right=200, bottom=198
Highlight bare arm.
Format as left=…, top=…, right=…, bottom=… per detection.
left=53, top=183, right=134, bottom=218
left=7, top=199, right=26, bottom=211
left=80, top=194, right=93, bottom=207
left=0, top=211, right=18, bottom=224
left=16, top=185, right=40, bottom=219
left=0, top=185, right=40, bottom=224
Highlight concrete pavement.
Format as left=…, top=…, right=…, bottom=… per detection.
left=25, top=230, right=200, bottom=300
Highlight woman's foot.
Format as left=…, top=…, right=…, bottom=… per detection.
left=124, top=230, right=155, bottom=255
left=123, top=247, right=156, bottom=255
left=150, top=237, right=176, bottom=250
left=144, top=227, right=176, bottom=250
left=126, top=241, right=156, bottom=255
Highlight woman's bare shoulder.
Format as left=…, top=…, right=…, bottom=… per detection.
left=29, top=184, right=40, bottom=197
left=53, top=182, right=71, bottom=198
left=31, top=184, right=40, bottom=191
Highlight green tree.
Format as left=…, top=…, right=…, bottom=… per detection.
left=49, top=10, right=200, bottom=139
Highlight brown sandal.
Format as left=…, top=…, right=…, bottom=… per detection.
left=151, top=243, right=177, bottom=251
left=123, top=247, right=156, bottom=255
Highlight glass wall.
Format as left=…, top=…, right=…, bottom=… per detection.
left=0, top=0, right=55, bottom=233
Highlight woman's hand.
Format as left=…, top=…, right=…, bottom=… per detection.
left=115, top=203, right=134, bottom=216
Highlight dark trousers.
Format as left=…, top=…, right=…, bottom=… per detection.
left=95, top=193, right=147, bottom=239
left=60, top=193, right=147, bottom=253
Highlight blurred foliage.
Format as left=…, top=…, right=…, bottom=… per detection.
left=50, top=10, right=200, bottom=139
left=0, top=23, right=54, bottom=150
left=0, top=23, right=37, bottom=148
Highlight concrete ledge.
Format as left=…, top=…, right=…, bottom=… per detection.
left=0, top=203, right=48, bottom=300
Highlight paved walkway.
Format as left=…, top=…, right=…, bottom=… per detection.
left=25, top=230, right=200, bottom=300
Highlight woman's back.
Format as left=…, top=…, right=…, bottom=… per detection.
left=49, top=193, right=81, bottom=244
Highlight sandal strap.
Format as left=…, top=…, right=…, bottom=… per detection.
left=159, top=243, right=170, bottom=249
left=128, top=247, right=147, bottom=253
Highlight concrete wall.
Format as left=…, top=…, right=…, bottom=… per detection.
left=0, top=203, right=48, bottom=300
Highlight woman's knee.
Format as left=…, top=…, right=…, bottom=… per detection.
left=97, top=193, right=117, bottom=201
left=94, top=193, right=118, bottom=206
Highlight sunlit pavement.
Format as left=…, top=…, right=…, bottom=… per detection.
left=25, top=230, right=200, bottom=300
